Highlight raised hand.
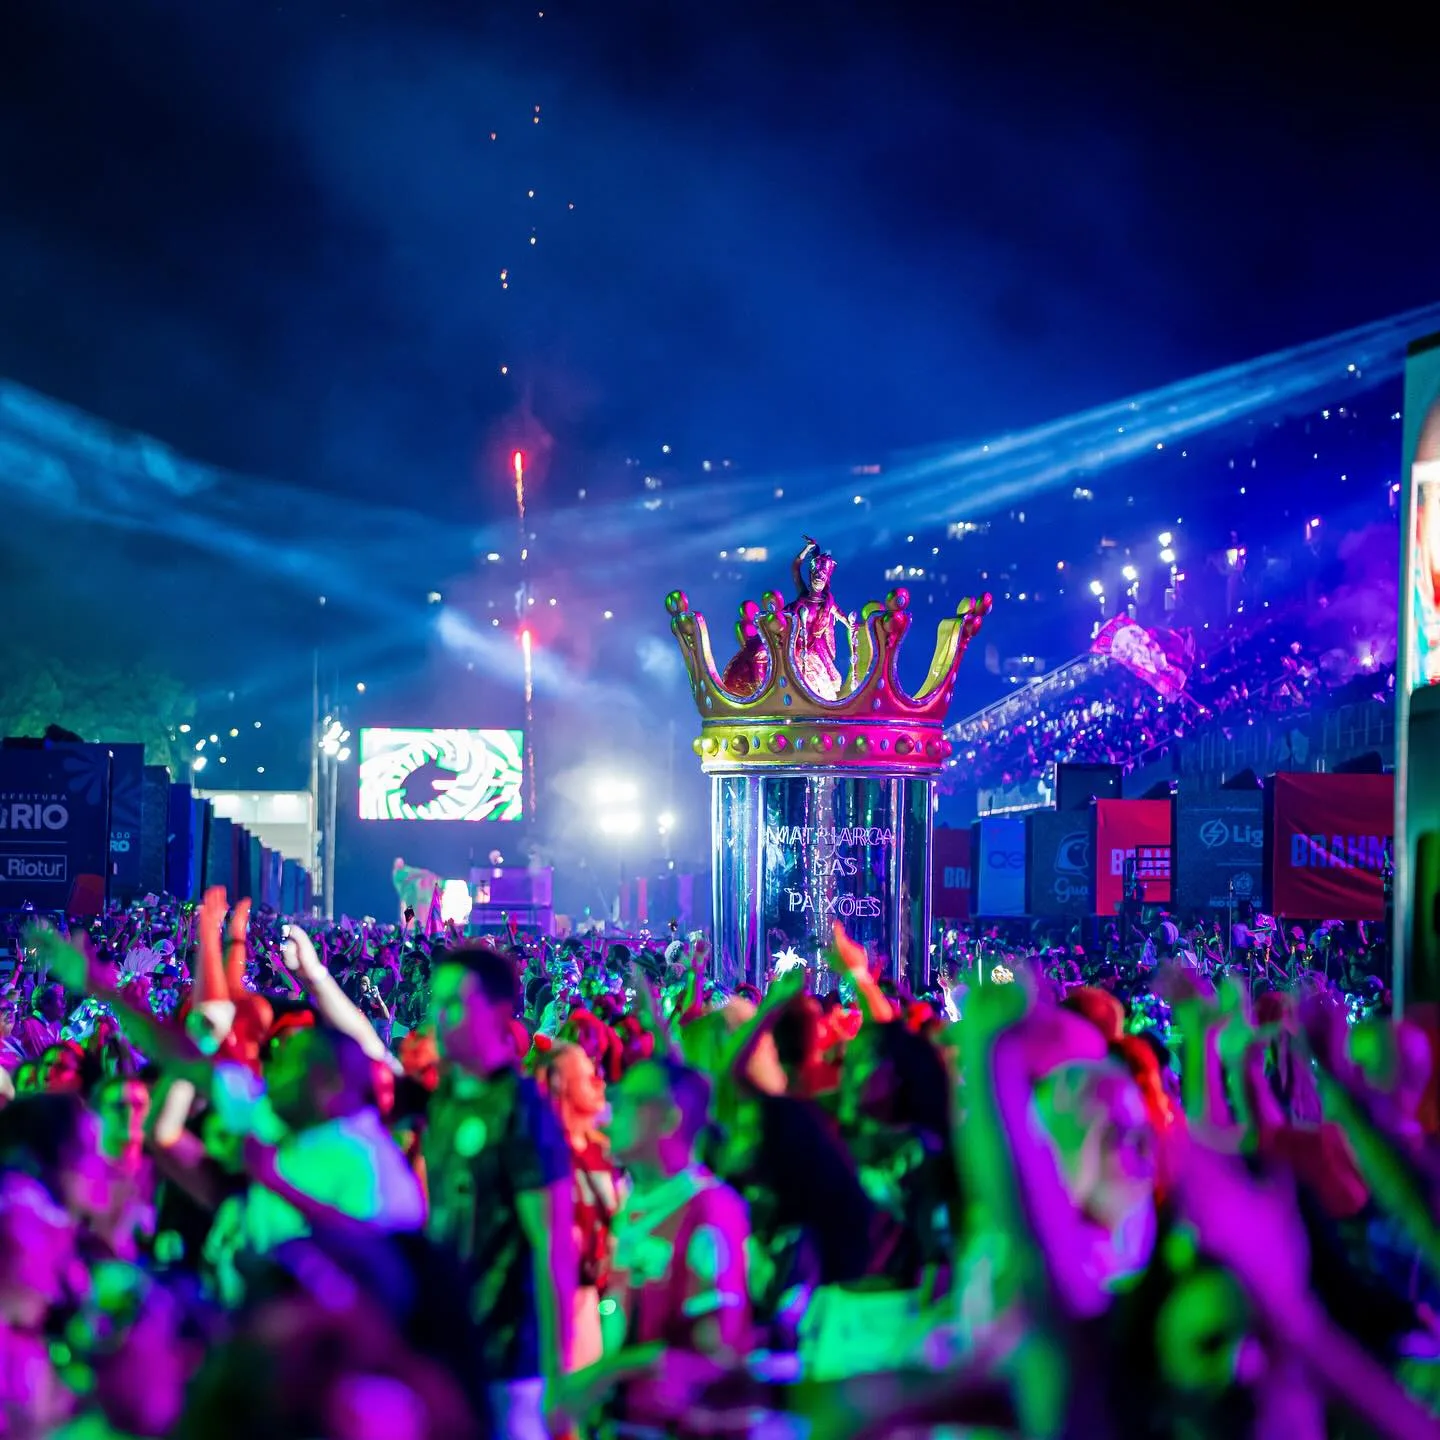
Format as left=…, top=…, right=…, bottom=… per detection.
left=281, top=923, right=326, bottom=984
left=761, top=963, right=806, bottom=1010
left=831, top=921, right=870, bottom=977
left=23, top=923, right=103, bottom=996
left=224, top=898, right=252, bottom=990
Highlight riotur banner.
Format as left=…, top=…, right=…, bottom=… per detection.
left=931, top=827, right=972, bottom=920
left=1092, top=616, right=1189, bottom=699
left=1270, top=773, right=1394, bottom=920
left=1094, top=799, right=1173, bottom=915
left=0, top=747, right=111, bottom=915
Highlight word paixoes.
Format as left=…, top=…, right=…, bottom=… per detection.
left=784, top=890, right=884, bottom=918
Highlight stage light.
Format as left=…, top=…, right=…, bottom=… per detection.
left=427, top=591, right=443, bottom=605
left=598, top=812, right=641, bottom=836
left=1158, top=531, right=1173, bottom=546
left=178, top=724, right=191, bottom=734
left=603, top=610, right=614, bottom=620
left=1088, top=579, right=1103, bottom=596
left=193, top=756, right=207, bottom=772
left=210, top=734, right=219, bottom=744
left=356, top=683, right=366, bottom=693
left=195, top=740, right=205, bottom=752
left=593, top=777, right=639, bottom=805
left=1160, top=547, right=1176, bottom=564
left=441, top=879, right=474, bottom=925
left=1121, top=565, right=1138, bottom=582
left=657, top=810, right=676, bottom=833
left=229, top=728, right=239, bottom=737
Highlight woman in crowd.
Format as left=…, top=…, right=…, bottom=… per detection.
left=534, top=1041, right=619, bottom=1372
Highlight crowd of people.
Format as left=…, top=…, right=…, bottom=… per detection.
left=0, top=889, right=1436, bottom=1438
left=958, top=618, right=1395, bottom=791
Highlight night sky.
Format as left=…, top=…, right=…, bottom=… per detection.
left=4, top=2, right=1435, bottom=479
left=1, top=0, right=1436, bottom=911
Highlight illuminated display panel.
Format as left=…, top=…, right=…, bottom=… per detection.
left=358, top=728, right=524, bottom=822
left=1404, top=342, right=1440, bottom=691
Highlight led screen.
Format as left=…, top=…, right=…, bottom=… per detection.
left=358, top=729, right=524, bottom=822
left=1404, top=336, right=1440, bottom=691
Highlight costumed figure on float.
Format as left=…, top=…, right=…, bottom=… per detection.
left=788, top=536, right=854, bottom=701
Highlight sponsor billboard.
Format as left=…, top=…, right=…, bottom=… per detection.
left=1094, top=799, right=1173, bottom=915
left=1174, top=789, right=1265, bottom=913
left=931, top=826, right=972, bottom=920
left=1402, top=336, right=1440, bottom=693
left=0, top=746, right=111, bottom=915
left=358, top=728, right=524, bottom=822
left=140, top=766, right=170, bottom=897
left=1027, top=809, right=1093, bottom=918
left=45, top=742, right=144, bottom=893
left=1398, top=333, right=1440, bottom=1001
left=974, top=814, right=1027, bottom=916
left=1270, top=773, right=1394, bottom=920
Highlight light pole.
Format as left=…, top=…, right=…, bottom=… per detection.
left=318, top=714, right=351, bottom=920
left=513, top=449, right=537, bottom=821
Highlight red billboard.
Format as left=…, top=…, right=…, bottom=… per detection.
left=1271, top=773, right=1394, bottom=920
left=1094, top=799, right=1173, bottom=915
left=931, top=826, right=972, bottom=920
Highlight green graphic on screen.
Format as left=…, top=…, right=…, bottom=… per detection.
left=358, top=729, right=524, bottom=822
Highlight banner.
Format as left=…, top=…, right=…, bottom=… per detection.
left=1092, top=616, right=1188, bottom=698
left=975, top=815, right=1027, bottom=916
left=51, top=742, right=144, bottom=894
left=140, top=765, right=170, bottom=897
left=1027, top=810, right=1093, bottom=918
left=1094, top=799, right=1173, bottom=915
left=104, top=744, right=144, bottom=893
left=0, top=746, right=111, bottom=915
left=1174, top=789, right=1264, bottom=913
left=165, top=784, right=196, bottom=901
left=931, top=827, right=972, bottom=920
left=1271, top=773, right=1394, bottom=920
left=206, top=815, right=234, bottom=894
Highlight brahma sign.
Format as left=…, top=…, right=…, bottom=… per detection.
left=1270, top=773, right=1394, bottom=920
left=1094, top=799, right=1172, bottom=915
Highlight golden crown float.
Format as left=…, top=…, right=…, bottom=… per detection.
left=668, top=538, right=992, bottom=989
left=666, top=559, right=991, bottom=773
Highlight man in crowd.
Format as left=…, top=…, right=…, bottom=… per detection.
left=203, top=1021, right=426, bottom=1301
left=424, top=942, right=576, bottom=1440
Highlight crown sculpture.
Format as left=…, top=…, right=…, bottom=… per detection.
left=667, top=536, right=992, bottom=772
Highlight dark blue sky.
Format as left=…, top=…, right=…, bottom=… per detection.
left=3, top=0, right=1436, bottom=493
